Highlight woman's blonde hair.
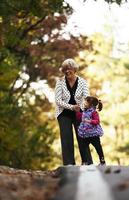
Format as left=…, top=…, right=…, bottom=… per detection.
left=60, top=58, right=79, bottom=72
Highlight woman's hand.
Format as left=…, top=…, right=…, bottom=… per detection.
left=72, top=105, right=80, bottom=112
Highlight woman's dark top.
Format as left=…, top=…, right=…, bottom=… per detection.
left=59, top=77, right=78, bottom=119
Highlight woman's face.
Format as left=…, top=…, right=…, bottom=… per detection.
left=62, top=66, right=76, bottom=79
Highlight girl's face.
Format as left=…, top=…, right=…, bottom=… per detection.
left=84, top=100, right=90, bottom=108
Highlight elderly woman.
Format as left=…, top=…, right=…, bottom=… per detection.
left=55, top=58, right=93, bottom=165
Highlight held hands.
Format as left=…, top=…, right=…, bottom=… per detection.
left=72, top=104, right=80, bottom=112
left=84, top=118, right=91, bottom=123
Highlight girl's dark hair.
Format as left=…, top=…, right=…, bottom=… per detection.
left=85, top=96, right=103, bottom=111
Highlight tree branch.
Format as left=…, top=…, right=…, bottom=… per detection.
left=20, top=16, right=45, bottom=40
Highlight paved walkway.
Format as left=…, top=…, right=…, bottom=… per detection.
left=52, top=165, right=129, bottom=200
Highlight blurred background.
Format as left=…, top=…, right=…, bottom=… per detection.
left=0, top=0, right=129, bottom=170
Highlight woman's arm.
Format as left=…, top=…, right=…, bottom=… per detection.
left=82, top=79, right=90, bottom=97
left=55, top=79, right=73, bottom=110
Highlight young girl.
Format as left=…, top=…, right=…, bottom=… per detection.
left=78, top=96, right=106, bottom=165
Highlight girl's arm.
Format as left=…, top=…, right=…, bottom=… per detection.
left=76, top=110, right=82, bottom=122
left=90, top=111, right=100, bottom=125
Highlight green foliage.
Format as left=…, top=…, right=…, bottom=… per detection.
left=0, top=0, right=65, bottom=19
left=0, top=94, right=55, bottom=170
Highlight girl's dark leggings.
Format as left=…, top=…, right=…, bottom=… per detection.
left=84, top=136, right=105, bottom=163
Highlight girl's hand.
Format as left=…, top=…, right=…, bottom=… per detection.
left=84, top=119, right=91, bottom=123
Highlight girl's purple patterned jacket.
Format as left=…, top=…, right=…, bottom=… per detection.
left=78, top=107, right=104, bottom=138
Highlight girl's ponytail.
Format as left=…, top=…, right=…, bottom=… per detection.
left=86, top=96, right=103, bottom=111
left=98, top=100, right=103, bottom=111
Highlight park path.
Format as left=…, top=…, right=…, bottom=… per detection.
left=0, top=165, right=129, bottom=200
left=52, top=165, right=129, bottom=200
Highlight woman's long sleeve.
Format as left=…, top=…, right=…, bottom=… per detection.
left=83, top=80, right=90, bottom=97
left=55, top=80, right=73, bottom=110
